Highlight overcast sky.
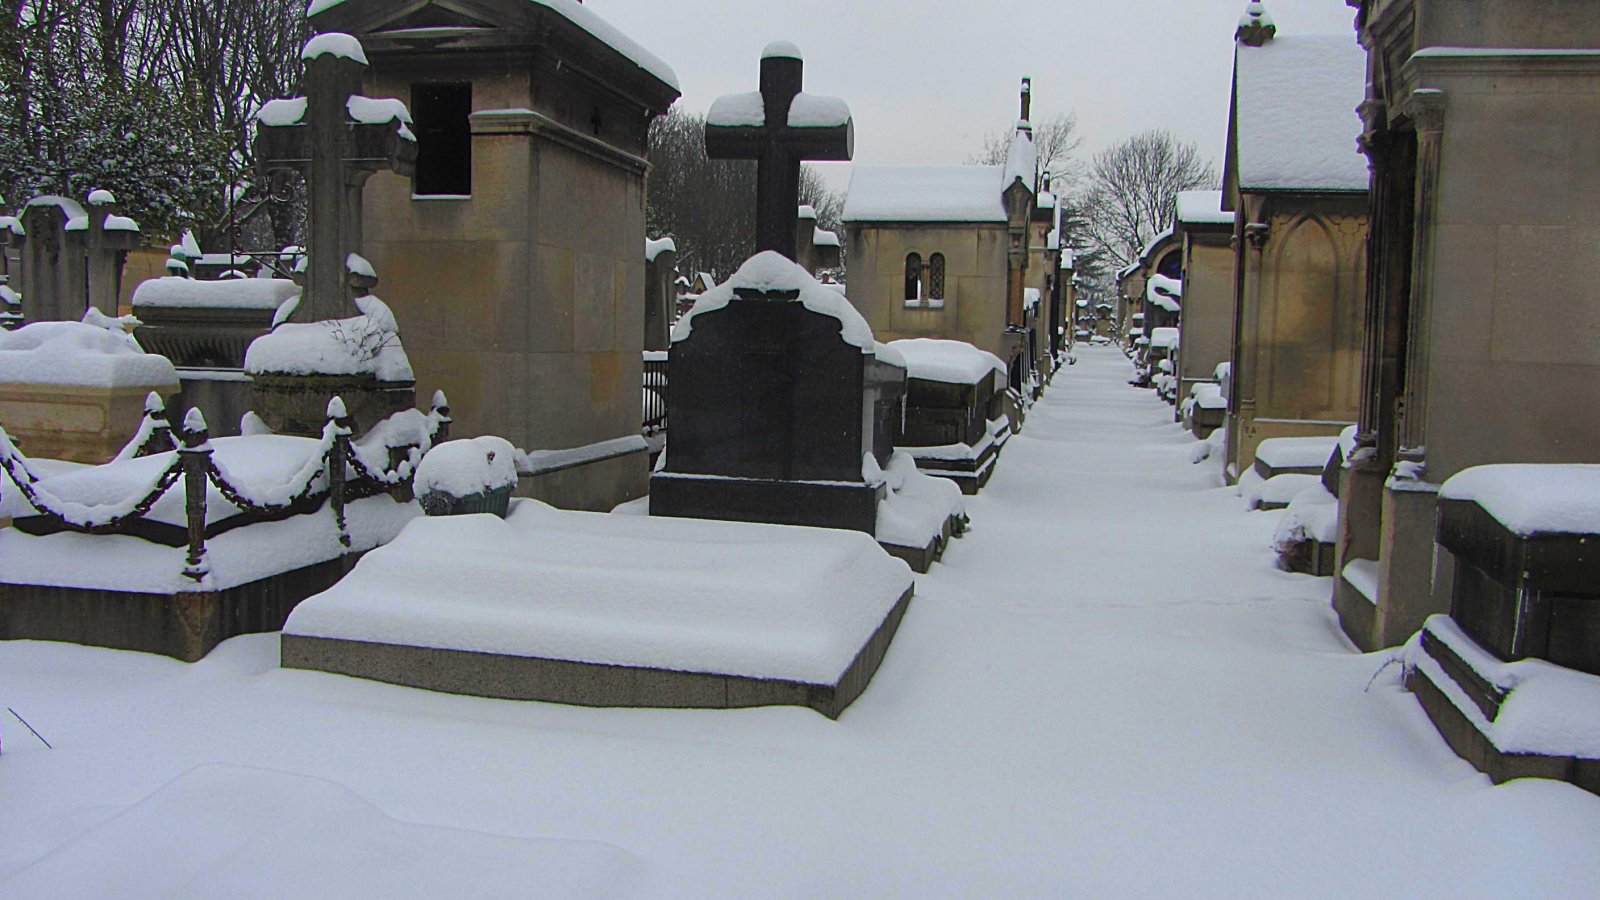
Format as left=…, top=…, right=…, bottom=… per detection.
left=587, top=0, right=1358, bottom=193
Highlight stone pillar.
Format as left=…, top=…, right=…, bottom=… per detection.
left=1398, top=89, right=1446, bottom=467
left=18, top=201, right=80, bottom=322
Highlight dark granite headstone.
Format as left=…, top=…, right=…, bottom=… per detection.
left=650, top=254, right=903, bottom=534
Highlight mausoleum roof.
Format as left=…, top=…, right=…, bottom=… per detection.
left=1231, top=34, right=1367, bottom=193
left=1176, top=190, right=1232, bottom=225
left=842, top=166, right=1008, bottom=223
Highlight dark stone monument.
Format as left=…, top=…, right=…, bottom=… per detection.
left=651, top=45, right=898, bottom=534
left=14, top=193, right=141, bottom=322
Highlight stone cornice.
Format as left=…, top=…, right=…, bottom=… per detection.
left=469, top=108, right=650, bottom=176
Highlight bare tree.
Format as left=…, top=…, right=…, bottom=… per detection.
left=970, top=112, right=1083, bottom=193
left=1073, top=129, right=1216, bottom=272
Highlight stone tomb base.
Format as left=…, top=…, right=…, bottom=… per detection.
left=283, top=500, right=916, bottom=718
left=0, top=555, right=356, bottom=662
left=1406, top=616, right=1600, bottom=796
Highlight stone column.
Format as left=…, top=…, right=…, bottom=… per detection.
left=1398, top=88, right=1447, bottom=467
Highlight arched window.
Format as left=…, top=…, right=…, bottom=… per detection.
left=928, top=253, right=946, bottom=301
left=904, top=253, right=923, bottom=304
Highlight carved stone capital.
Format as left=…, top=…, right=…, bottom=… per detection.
left=1243, top=222, right=1271, bottom=250
left=1404, top=88, right=1447, bottom=135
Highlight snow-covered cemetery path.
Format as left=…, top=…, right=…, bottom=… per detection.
left=3, top=346, right=1598, bottom=898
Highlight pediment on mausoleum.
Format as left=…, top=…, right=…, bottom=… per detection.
left=310, top=0, right=679, bottom=107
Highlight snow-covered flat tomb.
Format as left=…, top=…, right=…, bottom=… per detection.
left=282, top=499, right=915, bottom=717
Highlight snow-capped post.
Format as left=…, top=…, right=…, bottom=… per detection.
left=178, top=408, right=213, bottom=583
left=1236, top=1, right=1276, bottom=46
left=133, top=392, right=174, bottom=458
left=429, top=389, right=451, bottom=445
left=704, top=42, right=853, bottom=260
left=326, top=396, right=352, bottom=549
left=254, top=33, right=417, bottom=324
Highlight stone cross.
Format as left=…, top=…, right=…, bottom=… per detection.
left=15, top=193, right=140, bottom=322
left=255, top=33, right=416, bottom=323
left=705, top=43, right=852, bottom=260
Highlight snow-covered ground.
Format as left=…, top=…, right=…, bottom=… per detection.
left=3, top=346, right=1597, bottom=897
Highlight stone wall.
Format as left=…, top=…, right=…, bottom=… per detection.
left=844, top=222, right=1009, bottom=360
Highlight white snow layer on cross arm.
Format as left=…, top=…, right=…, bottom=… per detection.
left=1177, top=190, right=1232, bottom=224
left=1234, top=35, right=1368, bottom=192
left=645, top=236, right=676, bottom=261
left=306, top=1, right=678, bottom=90
left=887, top=338, right=1005, bottom=385
left=1440, top=464, right=1600, bottom=536
left=671, top=251, right=875, bottom=351
left=707, top=91, right=764, bottom=127
left=843, top=166, right=1007, bottom=223
left=257, top=97, right=307, bottom=126
left=132, top=277, right=300, bottom=311
left=788, top=93, right=850, bottom=128
left=283, top=499, right=913, bottom=685
left=347, top=96, right=410, bottom=125
left=812, top=228, right=840, bottom=247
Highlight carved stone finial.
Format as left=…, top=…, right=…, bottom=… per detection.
left=1236, top=2, right=1276, bottom=47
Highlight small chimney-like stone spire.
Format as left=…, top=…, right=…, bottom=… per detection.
left=1020, top=77, right=1032, bottom=122
left=1236, top=1, right=1276, bottom=46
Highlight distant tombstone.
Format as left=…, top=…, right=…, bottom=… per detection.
left=15, top=193, right=140, bottom=322
left=644, top=237, right=677, bottom=352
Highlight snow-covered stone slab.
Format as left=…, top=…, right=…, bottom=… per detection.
left=1251, top=435, right=1339, bottom=479
left=0, top=764, right=644, bottom=898
left=283, top=499, right=915, bottom=718
left=1405, top=615, right=1600, bottom=794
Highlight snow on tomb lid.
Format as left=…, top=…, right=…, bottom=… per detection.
left=257, top=97, right=308, bottom=127
left=672, top=251, right=875, bottom=352
left=812, top=228, right=840, bottom=248
left=1440, top=464, right=1600, bottom=537
left=887, top=338, right=1006, bottom=385
left=132, top=277, right=299, bottom=311
left=0, top=319, right=178, bottom=388
left=284, top=499, right=913, bottom=685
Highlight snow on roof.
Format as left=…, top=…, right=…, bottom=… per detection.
left=1233, top=34, right=1368, bottom=192
left=302, top=32, right=368, bottom=65
left=843, top=166, right=1007, bottom=223
left=1139, top=227, right=1174, bottom=264
left=673, top=251, right=875, bottom=351
left=696, top=271, right=716, bottom=287
left=1176, top=190, right=1231, bottom=225
left=1117, top=263, right=1141, bottom=280
left=1148, top=326, right=1180, bottom=349
left=1003, top=127, right=1037, bottom=192
left=1440, top=464, right=1600, bottom=536
left=132, top=277, right=300, bottom=311
left=812, top=227, right=840, bottom=248
left=0, top=320, right=178, bottom=389
left=307, top=1, right=679, bottom=91
left=797, top=204, right=817, bottom=219
left=887, top=338, right=1005, bottom=385
left=284, top=498, right=912, bottom=685
left=25, top=195, right=89, bottom=231
left=645, top=236, right=676, bottom=262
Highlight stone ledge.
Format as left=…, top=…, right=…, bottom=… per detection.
left=282, top=586, right=913, bottom=719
